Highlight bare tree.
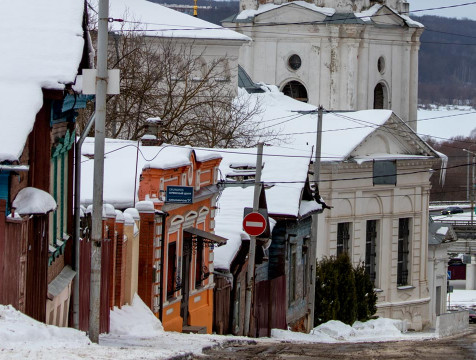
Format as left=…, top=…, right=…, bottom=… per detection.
left=78, top=21, right=275, bottom=148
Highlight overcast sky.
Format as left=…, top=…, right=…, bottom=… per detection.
left=410, top=0, right=476, bottom=20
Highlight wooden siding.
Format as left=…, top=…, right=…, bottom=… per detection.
left=269, top=275, right=287, bottom=330
left=213, top=275, right=231, bottom=334
left=0, top=204, right=29, bottom=312
left=25, top=216, right=49, bottom=322
left=28, top=102, right=51, bottom=192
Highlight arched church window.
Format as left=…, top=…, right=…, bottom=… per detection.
left=288, top=54, right=302, bottom=71
left=373, top=82, right=388, bottom=109
left=282, top=80, right=308, bottom=103
left=378, top=56, right=386, bottom=74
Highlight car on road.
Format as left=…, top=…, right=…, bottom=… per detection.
left=441, top=206, right=464, bottom=215
left=469, top=309, right=476, bottom=323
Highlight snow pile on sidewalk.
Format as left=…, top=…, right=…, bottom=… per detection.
left=271, top=318, right=434, bottom=343
left=0, top=305, right=90, bottom=349
left=0, top=296, right=225, bottom=359
left=109, top=294, right=164, bottom=336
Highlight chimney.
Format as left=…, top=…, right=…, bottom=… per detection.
left=141, top=117, right=164, bottom=146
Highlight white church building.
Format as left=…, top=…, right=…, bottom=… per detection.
left=223, top=0, right=423, bottom=130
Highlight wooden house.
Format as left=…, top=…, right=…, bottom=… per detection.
left=213, top=146, right=322, bottom=336
left=0, top=0, right=91, bottom=326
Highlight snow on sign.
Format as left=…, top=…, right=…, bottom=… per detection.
left=242, top=211, right=267, bottom=237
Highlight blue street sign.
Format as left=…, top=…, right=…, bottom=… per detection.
left=165, top=186, right=193, bottom=204
left=447, top=270, right=451, bottom=280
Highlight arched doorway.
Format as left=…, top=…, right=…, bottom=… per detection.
left=282, top=80, right=308, bottom=103
left=373, top=82, right=388, bottom=109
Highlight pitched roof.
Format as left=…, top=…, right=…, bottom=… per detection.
left=0, top=0, right=86, bottom=162
left=231, top=2, right=423, bottom=28
left=80, top=138, right=222, bottom=209
left=213, top=145, right=321, bottom=271
left=235, top=85, right=441, bottom=163
left=90, top=0, right=250, bottom=41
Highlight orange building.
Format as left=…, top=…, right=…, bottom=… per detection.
left=136, top=145, right=225, bottom=333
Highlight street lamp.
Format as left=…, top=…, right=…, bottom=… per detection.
left=463, top=149, right=476, bottom=225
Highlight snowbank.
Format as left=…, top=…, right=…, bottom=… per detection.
left=271, top=318, right=433, bottom=343
left=110, top=294, right=164, bottom=336
left=0, top=305, right=90, bottom=349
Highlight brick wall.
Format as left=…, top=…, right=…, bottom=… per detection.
left=114, top=221, right=126, bottom=308
left=138, top=212, right=155, bottom=309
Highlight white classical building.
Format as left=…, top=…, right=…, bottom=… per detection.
left=236, top=83, right=446, bottom=330
left=224, top=0, right=423, bottom=129
left=316, top=112, right=443, bottom=331
left=92, top=0, right=250, bottom=96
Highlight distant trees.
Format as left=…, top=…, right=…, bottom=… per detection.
left=78, top=14, right=277, bottom=148
left=314, top=254, right=377, bottom=327
left=416, top=15, right=476, bottom=106
left=425, top=136, right=476, bottom=201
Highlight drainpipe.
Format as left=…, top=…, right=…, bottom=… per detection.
left=72, top=112, right=96, bottom=329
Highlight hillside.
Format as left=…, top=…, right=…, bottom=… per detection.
left=414, top=15, right=476, bottom=106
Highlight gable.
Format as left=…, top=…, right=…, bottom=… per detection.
left=255, top=3, right=328, bottom=24
left=349, top=114, right=437, bottom=160
left=371, top=6, right=406, bottom=27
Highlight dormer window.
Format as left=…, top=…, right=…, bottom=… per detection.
left=226, top=163, right=263, bottom=183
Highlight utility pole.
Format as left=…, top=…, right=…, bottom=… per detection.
left=89, top=0, right=109, bottom=343
left=467, top=150, right=470, bottom=202
left=308, top=106, right=323, bottom=331
left=464, top=149, right=476, bottom=226
left=472, top=154, right=475, bottom=226
left=244, top=142, right=264, bottom=337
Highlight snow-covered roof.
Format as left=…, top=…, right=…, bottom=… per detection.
left=239, top=86, right=439, bottom=163
left=234, top=2, right=423, bottom=28
left=12, top=187, right=57, bottom=215
left=0, top=0, right=85, bottom=163
left=213, top=145, right=319, bottom=270
left=236, top=1, right=335, bottom=20
left=90, top=0, right=250, bottom=41
left=80, top=138, right=222, bottom=209
left=355, top=4, right=424, bottom=27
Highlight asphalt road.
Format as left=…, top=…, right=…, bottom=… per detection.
left=190, top=326, right=476, bottom=360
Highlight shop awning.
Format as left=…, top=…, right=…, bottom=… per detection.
left=184, top=227, right=227, bottom=245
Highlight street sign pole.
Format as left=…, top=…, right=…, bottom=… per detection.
left=244, top=142, right=263, bottom=337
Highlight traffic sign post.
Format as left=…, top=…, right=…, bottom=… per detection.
left=242, top=211, right=267, bottom=237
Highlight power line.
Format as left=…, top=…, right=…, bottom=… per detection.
left=81, top=140, right=476, bottom=184
left=101, top=1, right=476, bottom=29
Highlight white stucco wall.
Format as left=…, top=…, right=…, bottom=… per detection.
left=226, top=1, right=422, bottom=130
left=428, top=243, right=450, bottom=328
left=317, top=158, right=436, bottom=330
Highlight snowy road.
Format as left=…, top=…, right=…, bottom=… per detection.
left=191, top=325, right=476, bottom=360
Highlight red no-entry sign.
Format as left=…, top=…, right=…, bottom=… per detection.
left=242, top=212, right=267, bottom=237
